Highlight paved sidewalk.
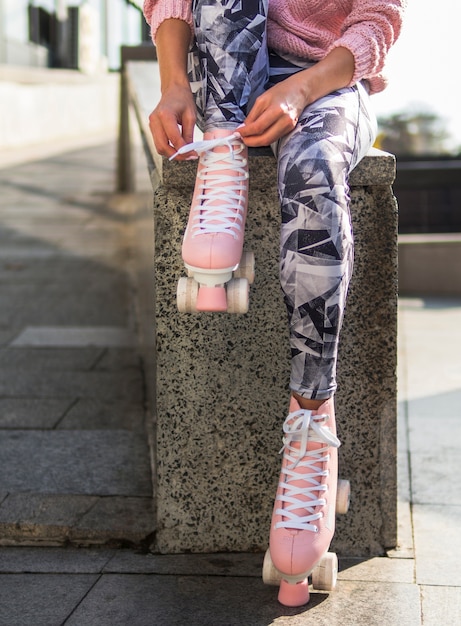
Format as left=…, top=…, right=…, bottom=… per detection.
left=0, top=141, right=155, bottom=548
left=0, top=140, right=460, bottom=625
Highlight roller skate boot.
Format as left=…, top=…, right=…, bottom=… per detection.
left=172, top=129, right=254, bottom=314
left=262, top=397, right=351, bottom=607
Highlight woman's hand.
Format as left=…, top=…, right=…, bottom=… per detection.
left=149, top=83, right=197, bottom=160
left=239, top=47, right=355, bottom=147
left=148, top=18, right=197, bottom=160
left=238, top=73, right=309, bottom=147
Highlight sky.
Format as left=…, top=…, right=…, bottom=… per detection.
left=372, top=0, right=461, bottom=152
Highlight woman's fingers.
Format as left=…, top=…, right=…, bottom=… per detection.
left=239, top=87, right=301, bottom=147
left=148, top=85, right=197, bottom=159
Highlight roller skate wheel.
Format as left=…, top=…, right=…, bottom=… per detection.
left=234, top=250, right=255, bottom=284
left=262, top=548, right=281, bottom=586
left=227, top=277, right=249, bottom=314
left=177, top=277, right=198, bottom=313
left=311, top=552, right=338, bottom=591
left=336, top=479, right=351, bottom=515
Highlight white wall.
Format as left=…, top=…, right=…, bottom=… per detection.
left=0, top=67, right=119, bottom=150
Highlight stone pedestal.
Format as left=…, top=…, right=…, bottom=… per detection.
left=150, top=147, right=398, bottom=556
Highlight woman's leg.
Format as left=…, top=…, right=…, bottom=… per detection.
left=189, top=0, right=269, bottom=131
left=178, top=1, right=270, bottom=312
left=267, top=59, right=376, bottom=607
left=272, top=59, right=377, bottom=400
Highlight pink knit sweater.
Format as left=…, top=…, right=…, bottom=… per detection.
left=142, top=0, right=406, bottom=94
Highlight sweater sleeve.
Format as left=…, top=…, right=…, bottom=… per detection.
left=142, top=0, right=194, bottom=44
left=330, top=0, right=406, bottom=90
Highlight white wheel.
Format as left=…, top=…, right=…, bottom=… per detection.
left=336, top=479, right=351, bottom=515
left=227, top=278, right=249, bottom=314
left=311, top=552, right=338, bottom=591
left=262, top=549, right=281, bottom=586
left=177, top=277, right=198, bottom=313
left=234, top=250, right=255, bottom=284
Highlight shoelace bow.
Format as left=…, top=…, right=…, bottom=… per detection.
left=275, top=409, right=341, bottom=532
left=170, top=133, right=248, bottom=239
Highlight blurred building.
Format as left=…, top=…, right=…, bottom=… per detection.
left=0, top=0, right=149, bottom=73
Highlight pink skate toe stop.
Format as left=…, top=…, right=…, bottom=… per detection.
left=196, top=286, right=227, bottom=312
left=278, top=579, right=310, bottom=607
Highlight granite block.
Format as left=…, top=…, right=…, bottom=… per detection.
left=147, top=149, right=398, bottom=555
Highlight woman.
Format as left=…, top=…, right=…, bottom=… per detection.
left=143, top=0, right=406, bottom=607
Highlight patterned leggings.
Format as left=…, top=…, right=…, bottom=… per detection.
left=189, top=0, right=377, bottom=399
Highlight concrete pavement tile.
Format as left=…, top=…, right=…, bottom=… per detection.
left=0, top=574, right=99, bottom=626
left=103, top=551, right=263, bottom=576
left=392, top=498, right=415, bottom=559
left=71, top=497, right=155, bottom=545
left=0, top=546, right=115, bottom=573
left=0, top=494, right=98, bottom=544
left=0, top=245, right=58, bottom=259
left=0, top=431, right=152, bottom=495
left=0, top=223, right=88, bottom=248
left=338, top=556, right=414, bottom=583
left=0, top=284, right=43, bottom=327
left=0, top=398, right=72, bottom=429
left=396, top=402, right=415, bottom=558
left=399, top=304, right=461, bottom=401
left=0, top=347, right=103, bottom=370
left=0, top=329, right=20, bottom=346
left=93, top=348, right=142, bottom=370
left=0, top=204, right=90, bottom=219
left=421, top=585, right=461, bottom=626
left=9, top=284, right=131, bottom=326
left=413, top=504, right=461, bottom=586
left=10, top=326, right=136, bottom=348
left=0, top=369, right=143, bottom=400
left=66, top=575, right=421, bottom=626
left=409, top=414, right=461, bottom=505
left=0, top=251, right=128, bottom=285
left=0, top=495, right=153, bottom=546
left=408, top=389, right=461, bottom=418
left=396, top=414, right=415, bottom=556
left=56, top=399, right=145, bottom=431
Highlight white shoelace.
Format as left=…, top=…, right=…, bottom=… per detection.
left=275, top=409, right=341, bottom=532
left=170, top=133, right=248, bottom=239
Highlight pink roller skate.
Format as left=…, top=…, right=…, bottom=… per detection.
left=172, top=129, right=254, bottom=314
left=262, top=397, right=351, bottom=607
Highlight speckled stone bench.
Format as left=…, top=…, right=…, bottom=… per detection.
left=122, top=61, right=398, bottom=557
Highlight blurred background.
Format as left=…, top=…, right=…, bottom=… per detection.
left=0, top=0, right=149, bottom=160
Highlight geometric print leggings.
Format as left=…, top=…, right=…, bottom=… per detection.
left=189, top=0, right=377, bottom=400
